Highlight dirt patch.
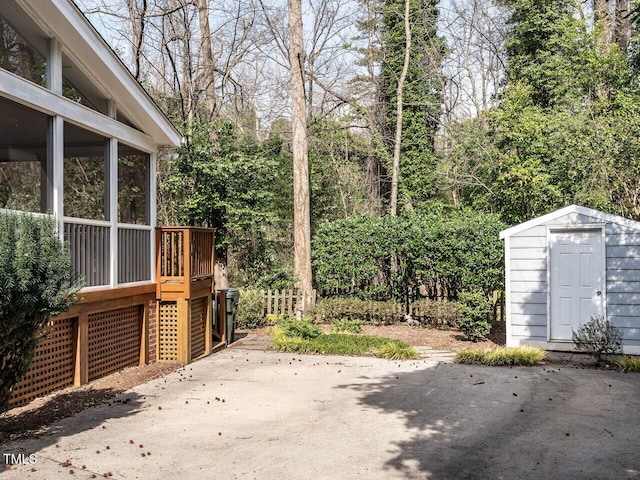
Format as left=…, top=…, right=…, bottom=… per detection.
left=360, top=323, right=505, bottom=352
left=0, top=361, right=182, bottom=445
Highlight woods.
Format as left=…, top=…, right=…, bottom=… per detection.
left=76, top=0, right=640, bottom=292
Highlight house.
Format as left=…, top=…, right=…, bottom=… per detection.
left=500, top=205, right=640, bottom=354
left=1, top=0, right=220, bottom=406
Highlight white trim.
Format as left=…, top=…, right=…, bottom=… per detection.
left=63, top=216, right=111, bottom=227
left=504, top=235, right=513, bottom=347
left=47, top=37, right=62, bottom=95
left=500, top=205, right=640, bottom=239
left=149, top=152, right=157, bottom=283
left=117, top=223, right=152, bottom=231
left=14, top=0, right=181, bottom=147
left=0, top=208, right=50, bottom=219
left=50, top=115, right=64, bottom=225
left=0, top=70, right=157, bottom=153
left=108, top=138, right=118, bottom=288
left=511, top=340, right=640, bottom=356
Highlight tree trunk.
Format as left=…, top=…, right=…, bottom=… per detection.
left=214, top=247, right=229, bottom=290
left=389, top=0, right=412, bottom=217
left=288, top=0, right=313, bottom=297
left=196, top=0, right=218, bottom=130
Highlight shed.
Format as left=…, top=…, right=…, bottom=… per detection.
left=500, top=205, right=640, bottom=354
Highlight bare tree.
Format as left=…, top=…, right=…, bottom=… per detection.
left=287, top=0, right=313, bottom=296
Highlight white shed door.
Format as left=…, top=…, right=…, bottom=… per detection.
left=549, top=229, right=604, bottom=341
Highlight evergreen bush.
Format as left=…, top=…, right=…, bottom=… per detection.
left=458, top=290, right=492, bottom=341
left=0, top=213, right=80, bottom=412
left=235, top=288, right=265, bottom=329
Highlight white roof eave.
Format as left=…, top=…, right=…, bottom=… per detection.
left=18, top=0, right=182, bottom=148
left=499, top=205, right=640, bottom=240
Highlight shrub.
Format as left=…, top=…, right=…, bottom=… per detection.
left=616, top=356, right=640, bottom=372
left=0, top=213, right=80, bottom=412
left=279, top=318, right=322, bottom=339
left=454, top=346, right=546, bottom=366
left=332, top=318, right=363, bottom=334
left=371, top=342, right=419, bottom=360
left=411, top=299, right=460, bottom=328
left=235, top=288, right=265, bottom=329
left=270, top=328, right=418, bottom=359
left=311, top=297, right=402, bottom=325
left=572, top=315, right=623, bottom=365
left=458, top=290, right=492, bottom=341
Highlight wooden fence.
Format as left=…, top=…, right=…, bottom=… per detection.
left=262, top=288, right=506, bottom=323
left=263, top=289, right=317, bottom=316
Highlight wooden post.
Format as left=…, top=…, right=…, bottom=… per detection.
left=177, top=298, right=191, bottom=364
left=140, top=301, right=149, bottom=365
left=184, top=229, right=192, bottom=299
left=204, top=293, right=212, bottom=355
left=155, top=228, right=162, bottom=298
left=74, top=313, right=88, bottom=386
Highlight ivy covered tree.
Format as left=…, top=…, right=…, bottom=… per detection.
left=0, top=213, right=79, bottom=412
left=379, top=0, right=446, bottom=211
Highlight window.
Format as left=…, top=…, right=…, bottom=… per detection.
left=0, top=96, right=49, bottom=212
left=0, top=16, right=46, bottom=87
left=118, top=144, right=149, bottom=225
left=63, top=123, right=107, bottom=220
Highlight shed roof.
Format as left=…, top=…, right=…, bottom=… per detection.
left=4, top=0, right=181, bottom=148
left=499, top=205, right=640, bottom=240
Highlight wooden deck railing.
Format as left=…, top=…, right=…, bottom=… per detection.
left=156, top=226, right=215, bottom=299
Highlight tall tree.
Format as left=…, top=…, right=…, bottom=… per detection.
left=287, top=0, right=313, bottom=295
left=379, top=0, right=445, bottom=213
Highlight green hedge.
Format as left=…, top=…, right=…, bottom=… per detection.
left=312, top=210, right=506, bottom=301
left=310, top=297, right=403, bottom=325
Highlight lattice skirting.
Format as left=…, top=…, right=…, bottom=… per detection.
left=191, top=297, right=207, bottom=359
left=158, top=301, right=179, bottom=361
left=88, top=306, right=142, bottom=381
left=10, top=317, right=76, bottom=407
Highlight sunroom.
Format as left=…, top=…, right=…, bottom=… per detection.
left=0, top=0, right=181, bottom=289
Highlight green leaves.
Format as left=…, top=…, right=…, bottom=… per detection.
left=312, top=210, right=506, bottom=301
left=0, top=213, right=80, bottom=412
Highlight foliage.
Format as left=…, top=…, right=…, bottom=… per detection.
left=0, top=213, right=80, bottom=412
left=270, top=327, right=418, bottom=359
left=379, top=0, right=446, bottom=209
left=265, top=313, right=294, bottom=326
left=572, top=315, right=623, bottom=365
left=331, top=318, right=364, bottom=334
left=311, top=298, right=403, bottom=325
left=162, top=120, right=283, bottom=285
left=457, top=290, right=492, bottom=342
left=278, top=317, right=322, bottom=340
left=371, top=342, right=420, bottom=360
left=411, top=299, right=459, bottom=328
left=615, top=356, right=640, bottom=372
left=312, top=210, right=505, bottom=302
left=454, top=346, right=546, bottom=366
left=235, top=288, right=265, bottom=329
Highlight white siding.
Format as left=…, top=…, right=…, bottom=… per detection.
left=509, top=225, right=549, bottom=343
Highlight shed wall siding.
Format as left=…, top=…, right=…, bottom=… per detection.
left=509, top=224, right=548, bottom=344
left=605, top=223, right=640, bottom=344
left=507, top=211, right=640, bottom=349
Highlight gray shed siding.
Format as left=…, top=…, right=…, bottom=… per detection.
left=507, top=211, right=640, bottom=349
